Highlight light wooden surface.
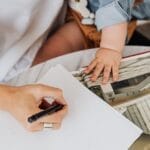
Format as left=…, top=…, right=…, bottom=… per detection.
left=129, top=134, right=150, bottom=150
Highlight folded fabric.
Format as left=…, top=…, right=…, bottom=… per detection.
left=0, top=0, right=65, bottom=81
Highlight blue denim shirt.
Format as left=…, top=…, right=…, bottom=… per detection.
left=88, top=0, right=150, bottom=30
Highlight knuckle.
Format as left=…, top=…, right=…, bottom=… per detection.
left=113, top=76, right=118, bottom=80
left=65, top=108, right=68, bottom=115
left=54, top=124, right=61, bottom=130
left=57, top=124, right=61, bottom=129
left=104, top=72, right=109, bottom=77
left=54, top=116, right=62, bottom=123
left=88, top=65, right=92, bottom=69
left=113, top=66, right=117, bottom=70
left=60, top=111, right=66, bottom=118
left=96, top=59, right=101, bottom=63
left=88, top=65, right=93, bottom=69
left=26, top=125, right=35, bottom=132
left=53, top=87, right=62, bottom=92
left=63, top=106, right=68, bottom=115
left=51, top=114, right=62, bottom=123
left=35, top=84, right=45, bottom=90
left=92, top=59, right=97, bottom=63
left=57, top=109, right=68, bottom=121
left=96, top=66, right=102, bottom=71
left=113, top=73, right=118, bottom=77
left=36, top=84, right=44, bottom=88
left=97, top=62, right=102, bottom=66
left=113, top=69, right=117, bottom=74
left=57, top=88, right=63, bottom=93
left=93, top=73, right=98, bottom=77
left=105, top=64, right=111, bottom=67
left=56, top=89, right=63, bottom=96
left=104, top=70, right=109, bottom=74
left=114, top=61, right=120, bottom=66
left=61, top=109, right=68, bottom=117
left=104, top=76, right=109, bottom=80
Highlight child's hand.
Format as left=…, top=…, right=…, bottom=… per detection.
left=84, top=48, right=122, bottom=84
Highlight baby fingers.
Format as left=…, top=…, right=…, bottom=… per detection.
left=102, top=65, right=112, bottom=84
left=84, top=60, right=97, bottom=74
left=112, top=64, right=119, bottom=81
left=91, top=63, right=104, bottom=81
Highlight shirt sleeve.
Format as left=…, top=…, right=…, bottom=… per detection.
left=95, top=0, right=134, bottom=30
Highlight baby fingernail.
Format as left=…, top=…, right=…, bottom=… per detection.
left=84, top=70, right=88, bottom=73
left=91, top=77, right=95, bottom=81
left=114, top=77, right=118, bottom=81
left=102, top=80, right=107, bottom=84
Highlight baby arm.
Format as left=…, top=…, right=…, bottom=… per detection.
left=85, top=22, right=128, bottom=84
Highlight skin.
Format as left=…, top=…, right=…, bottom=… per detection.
left=84, top=48, right=122, bottom=84
left=85, top=22, right=127, bottom=84
left=1, top=5, right=128, bottom=132
left=0, top=84, right=68, bottom=132
left=32, top=21, right=85, bottom=66
left=33, top=21, right=127, bottom=84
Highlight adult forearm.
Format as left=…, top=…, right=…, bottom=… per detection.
left=100, top=22, right=128, bottom=52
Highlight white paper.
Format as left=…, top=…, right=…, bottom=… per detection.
left=0, top=65, right=142, bottom=150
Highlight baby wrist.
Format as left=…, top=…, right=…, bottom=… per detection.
left=100, top=47, right=123, bottom=55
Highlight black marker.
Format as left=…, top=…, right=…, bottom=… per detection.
left=28, top=103, right=64, bottom=123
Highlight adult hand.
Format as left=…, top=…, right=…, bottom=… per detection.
left=0, top=84, right=68, bottom=132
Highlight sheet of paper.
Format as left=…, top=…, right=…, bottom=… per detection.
left=0, top=65, right=142, bottom=150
